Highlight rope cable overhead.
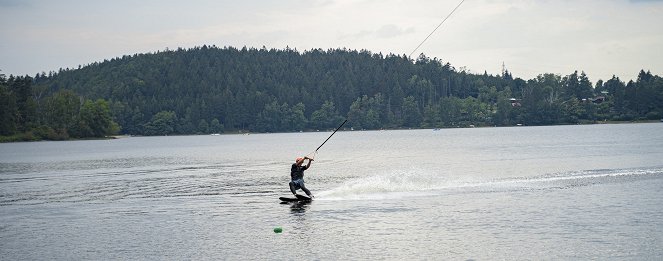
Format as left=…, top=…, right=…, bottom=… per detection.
left=306, top=119, right=347, bottom=160
left=409, top=0, right=466, bottom=59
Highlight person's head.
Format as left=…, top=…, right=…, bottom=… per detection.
left=295, top=157, right=304, bottom=166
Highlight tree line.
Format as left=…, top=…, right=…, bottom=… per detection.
left=1, top=45, right=662, bottom=140
left=0, top=74, right=119, bottom=141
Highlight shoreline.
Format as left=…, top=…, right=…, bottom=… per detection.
left=2, top=120, right=660, bottom=143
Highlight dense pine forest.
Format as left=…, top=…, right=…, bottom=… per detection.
left=1, top=45, right=662, bottom=141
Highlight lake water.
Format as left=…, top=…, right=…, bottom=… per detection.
left=1, top=123, right=662, bottom=260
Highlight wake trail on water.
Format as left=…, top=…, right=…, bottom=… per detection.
left=316, top=166, right=663, bottom=201
left=0, top=162, right=278, bottom=206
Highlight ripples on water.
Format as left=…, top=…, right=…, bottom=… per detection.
left=1, top=123, right=662, bottom=260
left=3, top=156, right=660, bottom=206
left=0, top=157, right=284, bottom=206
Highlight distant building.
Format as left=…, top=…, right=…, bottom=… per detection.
left=581, top=96, right=606, bottom=104
left=592, top=96, right=605, bottom=104
left=509, top=98, right=521, bottom=107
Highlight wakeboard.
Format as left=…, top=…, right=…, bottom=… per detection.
left=279, top=194, right=312, bottom=202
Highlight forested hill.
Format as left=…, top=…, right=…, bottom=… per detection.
left=37, top=46, right=484, bottom=134
left=2, top=45, right=662, bottom=140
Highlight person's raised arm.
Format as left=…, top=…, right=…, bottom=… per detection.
left=304, top=156, right=313, bottom=169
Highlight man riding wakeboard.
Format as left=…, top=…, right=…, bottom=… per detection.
left=290, top=156, right=314, bottom=198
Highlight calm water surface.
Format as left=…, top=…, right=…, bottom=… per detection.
left=1, top=123, right=662, bottom=260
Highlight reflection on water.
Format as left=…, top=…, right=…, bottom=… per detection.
left=285, top=200, right=311, bottom=215
left=1, top=123, right=662, bottom=260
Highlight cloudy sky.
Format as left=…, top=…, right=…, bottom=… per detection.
left=1, top=0, right=662, bottom=82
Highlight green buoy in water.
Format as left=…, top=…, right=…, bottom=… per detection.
left=273, top=227, right=283, bottom=233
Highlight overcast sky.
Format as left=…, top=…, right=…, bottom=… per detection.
left=1, top=0, right=662, bottom=82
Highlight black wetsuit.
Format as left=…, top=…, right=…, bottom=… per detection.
left=289, top=164, right=311, bottom=196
